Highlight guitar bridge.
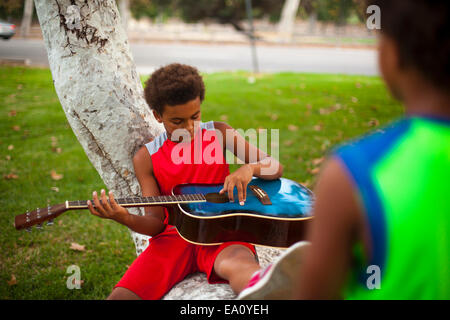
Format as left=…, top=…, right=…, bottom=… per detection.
left=249, top=185, right=272, bottom=205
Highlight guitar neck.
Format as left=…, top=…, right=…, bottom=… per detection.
left=66, top=194, right=207, bottom=210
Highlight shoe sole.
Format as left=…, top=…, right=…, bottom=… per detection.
left=237, top=241, right=310, bottom=300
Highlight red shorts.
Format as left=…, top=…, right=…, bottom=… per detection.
left=114, top=225, right=256, bottom=300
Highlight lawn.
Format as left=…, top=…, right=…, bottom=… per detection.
left=0, top=66, right=403, bottom=299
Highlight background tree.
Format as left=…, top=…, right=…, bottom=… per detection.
left=277, top=0, right=301, bottom=40
left=20, top=0, right=34, bottom=38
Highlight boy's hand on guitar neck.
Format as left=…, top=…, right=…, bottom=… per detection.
left=219, top=164, right=254, bottom=206
left=87, top=189, right=130, bottom=225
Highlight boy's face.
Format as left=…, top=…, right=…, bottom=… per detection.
left=153, top=96, right=202, bottom=142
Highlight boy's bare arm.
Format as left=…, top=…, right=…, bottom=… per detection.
left=294, top=157, right=367, bottom=299
left=214, top=121, right=283, bottom=204
left=87, top=146, right=166, bottom=237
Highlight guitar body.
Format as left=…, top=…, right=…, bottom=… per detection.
left=170, top=178, right=314, bottom=248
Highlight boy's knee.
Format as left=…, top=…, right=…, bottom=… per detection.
left=215, top=245, right=257, bottom=274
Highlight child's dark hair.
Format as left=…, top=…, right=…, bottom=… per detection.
left=368, top=0, right=450, bottom=91
left=144, top=63, right=205, bottom=115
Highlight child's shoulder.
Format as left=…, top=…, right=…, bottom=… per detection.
left=145, top=131, right=169, bottom=156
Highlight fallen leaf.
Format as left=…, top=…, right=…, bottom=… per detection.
left=71, top=278, right=84, bottom=287
left=351, top=96, right=358, bottom=103
left=319, top=108, right=329, bottom=115
left=220, top=115, right=228, bottom=121
left=8, top=110, right=17, bottom=117
left=283, top=140, right=293, bottom=146
left=4, top=173, right=18, bottom=180
left=312, top=157, right=324, bottom=166
left=7, top=274, right=17, bottom=286
left=50, top=170, right=63, bottom=180
left=12, top=125, right=20, bottom=131
left=51, top=187, right=60, bottom=192
left=8, top=144, right=14, bottom=150
left=288, top=124, right=298, bottom=132
left=313, top=124, right=322, bottom=131
left=5, top=155, right=11, bottom=161
left=368, top=118, right=380, bottom=127
left=70, top=242, right=85, bottom=252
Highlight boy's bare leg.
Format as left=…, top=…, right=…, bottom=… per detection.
left=213, top=244, right=260, bottom=294
left=107, top=287, right=141, bottom=300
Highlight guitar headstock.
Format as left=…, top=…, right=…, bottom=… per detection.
left=14, top=203, right=67, bottom=231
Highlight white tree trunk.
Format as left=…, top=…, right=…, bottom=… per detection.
left=21, top=0, right=34, bottom=38
left=34, top=0, right=283, bottom=300
left=34, top=0, right=162, bottom=258
left=277, top=0, right=301, bottom=42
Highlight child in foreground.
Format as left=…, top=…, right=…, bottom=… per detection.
left=87, top=63, right=283, bottom=299
left=239, top=0, right=450, bottom=299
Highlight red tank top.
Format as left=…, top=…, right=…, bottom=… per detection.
left=145, top=121, right=230, bottom=196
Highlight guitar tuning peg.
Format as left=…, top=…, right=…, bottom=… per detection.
left=47, top=219, right=54, bottom=226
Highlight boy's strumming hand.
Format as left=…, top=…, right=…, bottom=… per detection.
left=87, top=189, right=130, bottom=225
left=219, top=164, right=254, bottom=206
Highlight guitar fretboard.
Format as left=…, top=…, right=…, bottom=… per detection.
left=67, top=194, right=206, bottom=209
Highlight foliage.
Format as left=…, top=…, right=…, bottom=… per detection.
left=0, top=0, right=23, bottom=21
left=142, top=0, right=283, bottom=31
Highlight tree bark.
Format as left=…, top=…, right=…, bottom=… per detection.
left=21, top=0, right=34, bottom=38
left=277, top=0, right=301, bottom=42
left=34, top=0, right=283, bottom=299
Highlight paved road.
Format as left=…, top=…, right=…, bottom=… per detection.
left=0, top=38, right=378, bottom=76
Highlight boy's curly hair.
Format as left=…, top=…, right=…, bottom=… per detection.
left=368, top=0, right=450, bottom=91
left=144, top=63, right=205, bottom=115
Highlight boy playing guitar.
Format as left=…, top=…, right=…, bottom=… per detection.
left=87, top=63, right=283, bottom=299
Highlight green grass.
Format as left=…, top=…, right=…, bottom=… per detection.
left=0, top=66, right=403, bottom=299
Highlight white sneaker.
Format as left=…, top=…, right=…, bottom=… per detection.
left=237, top=241, right=310, bottom=300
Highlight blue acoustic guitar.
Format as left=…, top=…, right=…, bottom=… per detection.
left=14, top=178, right=314, bottom=248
